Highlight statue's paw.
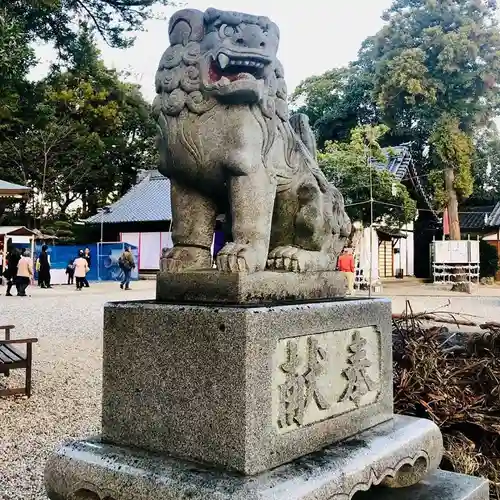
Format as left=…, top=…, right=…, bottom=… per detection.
left=267, top=246, right=334, bottom=272
left=162, top=246, right=211, bottom=272
left=216, top=243, right=266, bottom=273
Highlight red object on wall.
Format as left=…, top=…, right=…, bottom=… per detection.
left=443, top=207, right=450, bottom=236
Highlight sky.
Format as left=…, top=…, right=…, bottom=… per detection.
left=30, top=0, right=393, bottom=103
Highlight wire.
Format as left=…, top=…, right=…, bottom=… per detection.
left=345, top=197, right=493, bottom=215
left=344, top=200, right=371, bottom=207
left=335, top=168, right=446, bottom=193
left=374, top=200, right=410, bottom=210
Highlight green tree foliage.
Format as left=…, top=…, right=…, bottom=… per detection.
left=318, top=125, right=417, bottom=226
left=367, top=0, right=500, bottom=134
left=0, top=8, right=35, bottom=126
left=42, top=220, right=75, bottom=243
left=470, top=126, right=500, bottom=204
left=0, top=27, right=157, bottom=223
left=428, top=114, right=474, bottom=206
left=296, top=0, right=500, bottom=238
left=365, top=0, right=500, bottom=238
left=1, top=0, right=174, bottom=54
left=290, top=68, right=378, bottom=148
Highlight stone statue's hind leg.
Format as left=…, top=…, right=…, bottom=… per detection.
left=294, top=182, right=331, bottom=251
left=164, top=180, right=217, bottom=272
left=268, top=182, right=335, bottom=272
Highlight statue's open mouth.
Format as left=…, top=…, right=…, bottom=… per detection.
left=208, top=52, right=269, bottom=83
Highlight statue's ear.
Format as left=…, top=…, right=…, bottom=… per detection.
left=168, top=9, right=205, bottom=46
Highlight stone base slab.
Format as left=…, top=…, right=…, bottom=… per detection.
left=156, top=269, right=347, bottom=304
left=357, top=470, right=489, bottom=500
left=102, top=298, right=392, bottom=474
left=45, top=415, right=444, bottom=500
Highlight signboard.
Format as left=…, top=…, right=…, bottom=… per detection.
left=432, top=240, right=479, bottom=264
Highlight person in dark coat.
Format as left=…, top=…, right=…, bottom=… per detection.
left=4, top=239, right=21, bottom=296
left=0, top=244, right=4, bottom=286
left=82, top=247, right=91, bottom=287
left=38, top=244, right=52, bottom=288
left=65, top=259, right=75, bottom=285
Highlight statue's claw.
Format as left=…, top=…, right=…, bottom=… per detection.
left=216, top=243, right=266, bottom=273
left=267, top=246, right=335, bottom=272
left=162, top=246, right=212, bottom=272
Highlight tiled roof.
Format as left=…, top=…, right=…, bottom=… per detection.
left=457, top=203, right=500, bottom=230
left=0, top=226, right=36, bottom=236
left=84, top=170, right=172, bottom=224
left=459, top=206, right=494, bottom=230
left=371, top=144, right=438, bottom=219
left=0, top=179, right=31, bottom=196
left=371, top=146, right=412, bottom=181
left=488, top=201, right=500, bottom=227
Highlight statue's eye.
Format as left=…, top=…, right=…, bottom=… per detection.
left=219, top=24, right=235, bottom=38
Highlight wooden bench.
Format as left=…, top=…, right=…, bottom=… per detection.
left=0, top=325, right=38, bottom=398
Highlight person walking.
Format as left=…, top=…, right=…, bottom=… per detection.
left=16, top=249, right=33, bottom=296
left=35, top=254, right=41, bottom=286
left=4, top=240, right=21, bottom=297
left=74, top=250, right=89, bottom=291
left=337, top=247, right=356, bottom=296
left=82, top=247, right=91, bottom=288
left=118, top=245, right=135, bottom=290
left=38, top=244, right=52, bottom=288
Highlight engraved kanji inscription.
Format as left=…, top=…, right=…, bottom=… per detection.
left=277, top=337, right=330, bottom=429
left=277, top=341, right=305, bottom=427
left=339, top=330, right=375, bottom=405
left=273, top=327, right=381, bottom=432
left=304, top=337, right=329, bottom=410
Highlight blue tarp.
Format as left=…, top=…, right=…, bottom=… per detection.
left=25, top=242, right=139, bottom=282
left=95, top=242, right=139, bottom=281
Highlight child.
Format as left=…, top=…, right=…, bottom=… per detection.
left=65, top=259, right=75, bottom=285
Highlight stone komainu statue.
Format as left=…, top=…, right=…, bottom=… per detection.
left=153, top=8, right=351, bottom=273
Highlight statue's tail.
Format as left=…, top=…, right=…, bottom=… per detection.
left=289, top=113, right=317, bottom=160
left=289, top=112, right=351, bottom=252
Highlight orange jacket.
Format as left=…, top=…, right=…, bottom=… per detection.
left=337, top=254, right=355, bottom=273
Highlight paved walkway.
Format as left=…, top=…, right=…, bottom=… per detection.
left=1, top=278, right=498, bottom=499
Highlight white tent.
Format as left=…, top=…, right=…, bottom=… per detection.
left=0, top=226, right=36, bottom=257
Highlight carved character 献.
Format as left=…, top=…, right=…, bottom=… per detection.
left=277, top=337, right=330, bottom=428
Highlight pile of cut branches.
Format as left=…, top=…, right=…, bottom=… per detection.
left=393, top=301, right=500, bottom=499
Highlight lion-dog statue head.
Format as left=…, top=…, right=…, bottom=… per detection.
left=153, top=8, right=288, bottom=120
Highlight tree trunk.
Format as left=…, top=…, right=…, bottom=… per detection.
left=444, top=167, right=460, bottom=240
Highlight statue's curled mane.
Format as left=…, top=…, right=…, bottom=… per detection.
left=152, top=43, right=289, bottom=122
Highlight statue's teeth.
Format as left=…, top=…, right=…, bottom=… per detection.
left=218, top=53, right=230, bottom=69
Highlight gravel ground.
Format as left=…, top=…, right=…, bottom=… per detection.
left=0, top=281, right=154, bottom=500
left=1, top=279, right=499, bottom=499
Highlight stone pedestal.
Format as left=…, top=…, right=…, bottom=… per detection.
left=46, top=416, right=446, bottom=500
left=156, top=269, right=348, bottom=304
left=101, top=298, right=392, bottom=474
left=44, top=274, right=488, bottom=500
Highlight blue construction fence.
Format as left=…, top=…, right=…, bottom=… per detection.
left=13, top=242, right=139, bottom=282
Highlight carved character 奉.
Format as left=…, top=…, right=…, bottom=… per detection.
left=153, top=8, right=351, bottom=273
